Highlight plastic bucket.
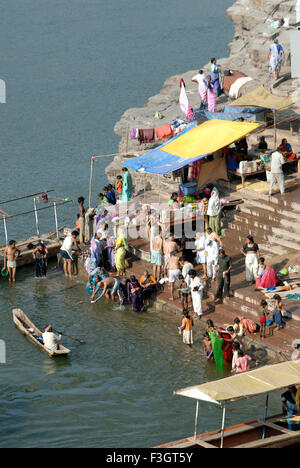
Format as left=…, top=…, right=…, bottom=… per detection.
left=1, top=269, right=8, bottom=277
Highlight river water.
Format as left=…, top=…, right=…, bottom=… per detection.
left=0, top=0, right=282, bottom=448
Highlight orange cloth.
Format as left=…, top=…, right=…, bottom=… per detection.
left=155, top=124, right=174, bottom=139
left=116, top=181, right=123, bottom=194
left=140, top=274, right=156, bottom=285
left=182, top=317, right=193, bottom=331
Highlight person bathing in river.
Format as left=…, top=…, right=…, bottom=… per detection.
left=203, top=332, right=213, bottom=361
left=178, top=309, right=194, bottom=346
left=60, top=231, right=81, bottom=279
left=2, top=240, right=20, bottom=283
left=33, top=242, right=48, bottom=278
left=91, top=276, right=120, bottom=303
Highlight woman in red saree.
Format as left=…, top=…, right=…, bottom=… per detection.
left=217, top=327, right=233, bottom=363
left=256, top=257, right=277, bottom=289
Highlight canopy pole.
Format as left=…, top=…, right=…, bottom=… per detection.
left=33, top=198, right=40, bottom=238
left=220, top=405, right=226, bottom=449
left=273, top=110, right=277, bottom=148
left=3, top=217, right=8, bottom=247
left=262, top=392, right=269, bottom=439
left=193, top=400, right=199, bottom=440
left=53, top=201, right=59, bottom=241
left=89, top=157, right=94, bottom=209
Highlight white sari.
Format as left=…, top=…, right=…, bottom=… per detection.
left=269, top=43, right=280, bottom=74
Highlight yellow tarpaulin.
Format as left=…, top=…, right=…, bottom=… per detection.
left=161, top=120, right=260, bottom=159
left=228, top=85, right=300, bottom=111
left=174, top=360, right=300, bottom=405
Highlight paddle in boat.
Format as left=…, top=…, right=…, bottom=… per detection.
left=12, top=308, right=71, bottom=358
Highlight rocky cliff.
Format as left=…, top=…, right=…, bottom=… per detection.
left=105, top=0, right=299, bottom=194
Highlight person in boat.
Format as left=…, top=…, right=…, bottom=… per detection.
left=281, top=386, right=300, bottom=431
left=2, top=240, right=21, bottom=283
left=256, top=257, right=277, bottom=289
left=42, top=325, right=62, bottom=351
left=33, top=241, right=48, bottom=278
left=60, top=230, right=81, bottom=279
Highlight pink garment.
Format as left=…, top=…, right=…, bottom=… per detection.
left=207, top=87, right=217, bottom=112
left=198, top=82, right=207, bottom=103
left=256, top=265, right=277, bottom=289
left=235, top=355, right=251, bottom=373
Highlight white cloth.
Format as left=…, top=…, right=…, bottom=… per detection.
left=169, top=269, right=181, bottom=283
left=195, top=236, right=209, bottom=264
left=192, top=73, right=205, bottom=84
left=61, top=234, right=73, bottom=258
left=269, top=43, right=280, bottom=73
left=271, top=151, right=285, bottom=173
left=206, top=240, right=219, bottom=278
left=190, top=276, right=204, bottom=316
left=42, top=332, right=61, bottom=351
left=229, top=77, right=253, bottom=99
left=245, top=253, right=258, bottom=282
left=269, top=172, right=285, bottom=194
left=182, top=262, right=193, bottom=286
left=179, top=82, right=189, bottom=116
left=207, top=188, right=221, bottom=217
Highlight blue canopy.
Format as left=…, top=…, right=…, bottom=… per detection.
left=123, top=124, right=205, bottom=175
left=205, top=111, right=253, bottom=121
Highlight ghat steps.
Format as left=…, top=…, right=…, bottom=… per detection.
left=223, top=181, right=300, bottom=257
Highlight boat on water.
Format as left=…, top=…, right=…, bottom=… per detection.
left=157, top=360, right=300, bottom=449
left=0, top=227, right=71, bottom=269
left=12, top=308, right=71, bottom=358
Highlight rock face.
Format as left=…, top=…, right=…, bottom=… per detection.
left=106, top=0, right=299, bottom=195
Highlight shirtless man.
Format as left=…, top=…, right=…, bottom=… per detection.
left=91, top=276, right=120, bottom=303
left=163, top=236, right=180, bottom=275
left=151, top=232, right=163, bottom=281
left=2, top=240, right=20, bottom=282
left=165, top=251, right=181, bottom=301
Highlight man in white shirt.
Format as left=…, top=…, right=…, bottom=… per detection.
left=269, top=148, right=285, bottom=195
left=205, top=239, right=219, bottom=280
left=42, top=325, right=62, bottom=351
left=189, top=269, right=204, bottom=317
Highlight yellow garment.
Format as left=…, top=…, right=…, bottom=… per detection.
left=162, top=120, right=260, bottom=159
left=115, top=237, right=126, bottom=272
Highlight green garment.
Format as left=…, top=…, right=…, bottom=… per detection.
left=208, top=329, right=224, bottom=371
left=122, top=170, right=132, bottom=202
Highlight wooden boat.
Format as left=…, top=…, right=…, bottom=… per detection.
left=157, top=360, right=300, bottom=449
left=12, top=308, right=71, bottom=357
left=0, top=227, right=72, bottom=269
